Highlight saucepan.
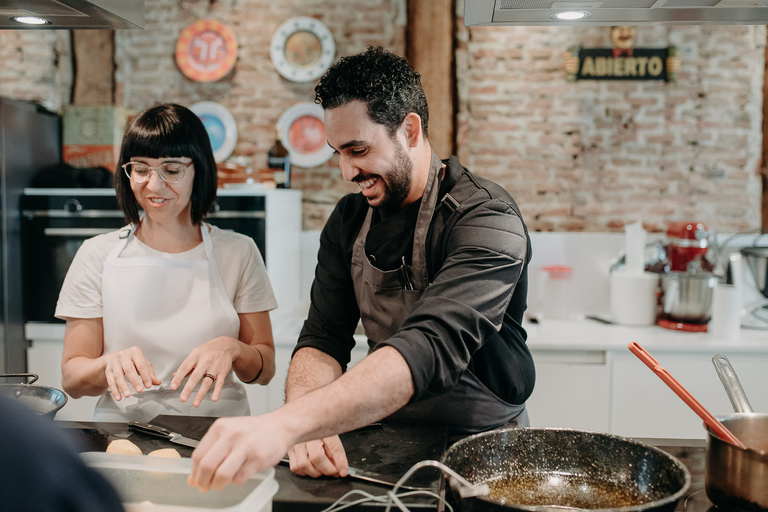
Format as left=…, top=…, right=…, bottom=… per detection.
left=0, top=373, right=68, bottom=418
left=440, top=427, right=690, bottom=512
left=707, top=355, right=768, bottom=511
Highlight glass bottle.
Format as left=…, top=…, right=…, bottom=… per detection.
left=267, top=125, right=290, bottom=188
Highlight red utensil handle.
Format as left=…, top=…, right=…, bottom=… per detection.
left=628, top=342, right=745, bottom=449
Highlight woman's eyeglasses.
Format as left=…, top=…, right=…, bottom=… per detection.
left=122, top=161, right=193, bottom=184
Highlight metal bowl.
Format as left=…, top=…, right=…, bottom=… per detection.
left=0, top=373, right=68, bottom=418
left=660, top=272, right=721, bottom=323
left=740, top=246, right=768, bottom=299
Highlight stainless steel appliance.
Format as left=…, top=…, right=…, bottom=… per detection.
left=464, top=1, right=768, bottom=27
left=21, top=188, right=266, bottom=324
left=657, top=221, right=719, bottom=332
left=0, top=99, right=61, bottom=373
left=740, top=245, right=768, bottom=327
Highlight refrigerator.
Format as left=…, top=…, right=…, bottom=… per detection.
left=0, top=98, right=61, bottom=373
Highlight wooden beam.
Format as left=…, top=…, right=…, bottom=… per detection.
left=406, top=0, right=456, bottom=159
left=72, top=30, right=115, bottom=105
left=762, top=29, right=768, bottom=231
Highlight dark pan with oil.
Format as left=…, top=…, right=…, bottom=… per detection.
left=441, top=428, right=690, bottom=512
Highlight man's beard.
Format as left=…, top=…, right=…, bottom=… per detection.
left=367, top=141, right=413, bottom=210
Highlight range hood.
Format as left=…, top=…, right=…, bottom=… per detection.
left=465, top=0, right=768, bottom=26
left=1, top=0, right=144, bottom=29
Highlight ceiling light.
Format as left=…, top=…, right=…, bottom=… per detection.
left=550, top=10, right=591, bottom=21
left=10, top=16, right=51, bottom=25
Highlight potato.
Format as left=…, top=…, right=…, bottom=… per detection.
left=147, top=448, right=181, bottom=458
left=106, top=439, right=142, bottom=455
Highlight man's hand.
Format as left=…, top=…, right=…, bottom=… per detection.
left=188, top=416, right=291, bottom=492
left=287, top=436, right=349, bottom=477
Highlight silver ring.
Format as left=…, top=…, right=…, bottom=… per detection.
left=203, top=373, right=216, bottom=382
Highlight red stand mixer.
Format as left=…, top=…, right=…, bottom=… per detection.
left=657, top=221, right=720, bottom=332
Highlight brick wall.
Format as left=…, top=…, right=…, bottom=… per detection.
left=456, top=16, right=765, bottom=233
left=114, top=0, right=406, bottom=230
left=1, top=3, right=764, bottom=234
left=0, top=30, right=72, bottom=112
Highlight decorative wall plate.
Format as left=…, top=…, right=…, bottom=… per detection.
left=189, top=101, right=238, bottom=163
left=270, top=17, right=335, bottom=82
left=277, top=102, right=334, bottom=168
left=176, top=19, right=238, bottom=82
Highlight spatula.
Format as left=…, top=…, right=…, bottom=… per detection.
left=628, top=341, right=745, bottom=449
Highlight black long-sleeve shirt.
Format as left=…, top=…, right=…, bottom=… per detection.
left=295, top=156, right=535, bottom=407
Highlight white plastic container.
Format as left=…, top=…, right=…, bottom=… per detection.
left=80, top=452, right=278, bottom=512
left=537, top=265, right=575, bottom=320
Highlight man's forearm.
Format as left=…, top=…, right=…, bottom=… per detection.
left=285, top=347, right=344, bottom=402
left=278, top=346, right=415, bottom=445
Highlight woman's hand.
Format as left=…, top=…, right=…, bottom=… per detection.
left=170, top=337, right=240, bottom=407
left=103, top=346, right=162, bottom=400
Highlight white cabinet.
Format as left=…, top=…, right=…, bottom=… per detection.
left=27, top=338, right=99, bottom=421
left=526, top=350, right=610, bottom=432
left=610, top=351, right=768, bottom=439
left=526, top=344, right=768, bottom=440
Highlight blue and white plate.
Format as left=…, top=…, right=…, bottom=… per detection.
left=189, top=101, right=238, bottom=163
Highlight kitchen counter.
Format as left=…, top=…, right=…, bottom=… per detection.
left=26, top=305, right=768, bottom=352
left=57, top=415, right=713, bottom=512
left=58, top=415, right=447, bottom=512
left=525, top=317, right=768, bottom=353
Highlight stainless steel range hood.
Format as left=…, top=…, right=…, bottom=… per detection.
left=465, top=0, right=768, bottom=26
left=1, top=0, right=144, bottom=29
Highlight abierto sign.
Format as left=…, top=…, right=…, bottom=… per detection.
left=565, top=47, right=679, bottom=83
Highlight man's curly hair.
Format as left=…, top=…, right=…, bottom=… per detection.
left=314, top=46, right=429, bottom=139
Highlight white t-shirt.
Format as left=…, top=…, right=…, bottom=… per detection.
left=55, top=223, right=277, bottom=320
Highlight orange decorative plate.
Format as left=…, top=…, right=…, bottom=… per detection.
left=277, top=102, right=334, bottom=168
left=176, top=19, right=238, bottom=82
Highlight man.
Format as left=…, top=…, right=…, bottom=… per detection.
left=188, top=46, right=534, bottom=491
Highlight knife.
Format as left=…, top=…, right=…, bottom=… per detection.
left=128, top=421, right=200, bottom=448
left=278, top=458, right=429, bottom=491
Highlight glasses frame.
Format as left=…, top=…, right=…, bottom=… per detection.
left=122, top=160, right=193, bottom=184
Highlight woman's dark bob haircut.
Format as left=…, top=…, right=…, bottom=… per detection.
left=115, top=103, right=217, bottom=225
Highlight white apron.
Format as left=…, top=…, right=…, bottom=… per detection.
left=95, top=222, right=250, bottom=422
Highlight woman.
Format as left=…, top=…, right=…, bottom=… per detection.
left=56, top=103, right=276, bottom=422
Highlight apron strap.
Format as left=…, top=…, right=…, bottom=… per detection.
left=201, top=223, right=241, bottom=334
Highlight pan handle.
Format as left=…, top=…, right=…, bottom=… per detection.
left=0, top=373, right=39, bottom=384
left=712, top=354, right=754, bottom=414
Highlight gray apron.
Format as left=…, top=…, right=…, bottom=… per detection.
left=350, top=151, right=527, bottom=434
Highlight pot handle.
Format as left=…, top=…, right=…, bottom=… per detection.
left=0, top=373, right=39, bottom=384
left=712, top=354, right=754, bottom=414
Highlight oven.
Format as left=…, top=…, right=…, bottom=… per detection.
left=21, top=188, right=267, bottom=324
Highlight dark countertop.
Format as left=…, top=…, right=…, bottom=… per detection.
left=58, top=415, right=447, bottom=512
left=57, top=416, right=714, bottom=512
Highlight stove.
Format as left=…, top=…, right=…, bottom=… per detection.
left=638, top=438, right=712, bottom=512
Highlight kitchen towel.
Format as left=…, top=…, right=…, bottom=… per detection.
left=709, top=284, right=741, bottom=341
left=610, top=270, right=659, bottom=326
